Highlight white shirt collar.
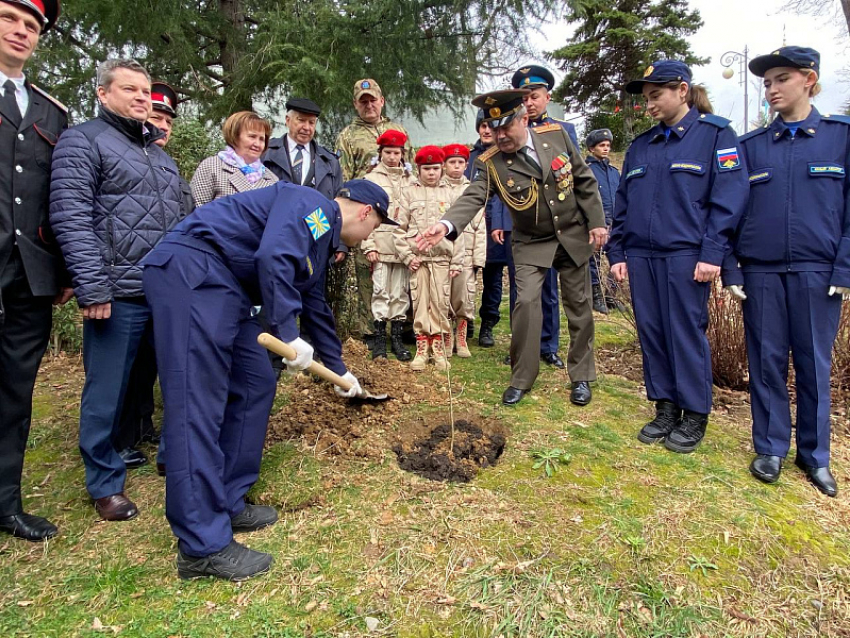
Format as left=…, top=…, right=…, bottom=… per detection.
left=0, top=70, right=26, bottom=90
left=287, top=135, right=309, bottom=153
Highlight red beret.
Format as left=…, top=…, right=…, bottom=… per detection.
left=376, top=129, right=408, bottom=148
left=442, top=144, right=470, bottom=161
left=415, top=145, right=445, bottom=166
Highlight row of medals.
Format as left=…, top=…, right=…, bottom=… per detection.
left=553, top=154, right=574, bottom=201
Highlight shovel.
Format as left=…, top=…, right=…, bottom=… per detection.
left=257, top=333, right=390, bottom=403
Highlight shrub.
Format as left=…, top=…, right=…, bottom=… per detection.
left=167, top=118, right=221, bottom=181
left=49, top=298, right=83, bottom=355
left=707, top=286, right=749, bottom=390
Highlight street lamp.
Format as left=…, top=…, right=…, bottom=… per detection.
left=721, top=46, right=749, bottom=132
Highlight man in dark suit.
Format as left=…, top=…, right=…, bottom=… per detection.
left=0, top=0, right=73, bottom=542
left=263, top=97, right=343, bottom=201
left=418, top=90, right=607, bottom=407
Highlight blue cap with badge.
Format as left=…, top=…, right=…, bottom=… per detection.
left=748, top=46, right=820, bottom=78
left=625, top=60, right=692, bottom=94
left=340, top=180, right=395, bottom=225
left=511, top=65, right=556, bottom=92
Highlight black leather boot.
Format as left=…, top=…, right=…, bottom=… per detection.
left=478, top=319, right=496, bottom=348
left=372, top=320, right=387, bottom=359
left=466, top=319, right=475, bottom=340
left=592, top=284, right=609, bottom=314
left=637, top=400, right=682, bottom=444
left=390, top=321, right=411, bottom=361
left=664, top=410, right=708, bottom=453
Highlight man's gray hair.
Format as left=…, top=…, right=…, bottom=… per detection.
left=97, top=59, right=151, bottom=89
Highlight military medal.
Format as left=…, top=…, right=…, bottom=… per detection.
left=551, top=153, right=574, bottom=197
left=558, top=193, right=566, bottom=201
left=507, top=177, right=515, bottom=188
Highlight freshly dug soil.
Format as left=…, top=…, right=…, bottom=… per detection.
left=393, top=418, right=507, bottom=483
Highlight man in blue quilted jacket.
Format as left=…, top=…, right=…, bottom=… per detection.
left=49, top=58, right=185, bottom=522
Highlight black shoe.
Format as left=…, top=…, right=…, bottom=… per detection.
left=664, top=411, right=708, bottom=453
left=372, top=320, right=388, bottom=359
left=156, top=462, right=166, bottom=477
left=570, top=381, right=592, bottom=406
left=503, top=355, right=511, bottom=365
left=466, top=320, right=475, bottom=340
left=750, top=455, right=782, bottom=484
left=606, top=297, right=626, bottom=312
left=177, top=540, right=273, bottom=581
left=592, top=284, right=609, bottom=314
left=502, top=386, right=528, bottom=405
left=231, top=504, right=279, bottom=532
left=0, top=513, right=58, bottom=542
left=390, top=321, right=411, bottom=361
left=541, top=352, right=565, bottom=369
left=478, top=320, right=496, bottom=348
left=118, top=447, right=148, bottom=469
left=794, top=458, right=838, bottom=497
left=637, top=401, right=682, bottom=444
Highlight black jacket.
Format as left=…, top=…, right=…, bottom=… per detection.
left=263, top=136, right=343, bottom=201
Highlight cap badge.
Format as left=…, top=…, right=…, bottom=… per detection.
left=489, top=107, right=502, bottom=118
left=772, top=50, right=780, bottom=55
left=643, top=65, right=654, bottom=77
left=520, top=67, right=531, bottom=74
left=361, top=81, right=370, bottom=89
left=484, top=96, right=497, bottom=105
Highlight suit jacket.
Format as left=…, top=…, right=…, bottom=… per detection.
left=263, top=137, right=343, bottom=201
left=443, top=125, right=605, bottom=268
left=0, top=81, right=69, bottom=297
left=190, top=155, right=279, bottom=207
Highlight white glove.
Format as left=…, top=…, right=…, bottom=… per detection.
left=283, top=337, right=314, bottom=373
left=829, top=286, right=850, bottom=301
left=726, top=285, right=747, bottom=301
left=334, top=371, right=362, bottom=398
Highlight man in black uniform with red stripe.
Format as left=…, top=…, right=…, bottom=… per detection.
left=0, top=0, right=72, bottom=541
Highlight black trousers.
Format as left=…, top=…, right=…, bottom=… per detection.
left=114, top=328, right=158, bottom=450
left=0, top=254, right=53, bottom=516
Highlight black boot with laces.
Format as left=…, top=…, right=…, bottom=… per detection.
left=664, top=410, right=708, bottom=453
left=637, top=400, right=681, bottom=444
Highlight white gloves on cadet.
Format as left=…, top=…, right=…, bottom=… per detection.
left=829, top=286, right=850, bottom=301
left=726, top=285, right=747, bottom=301
left=283, top=337, right=314, bottom=373
left=334, top=371, right=362, bottom=398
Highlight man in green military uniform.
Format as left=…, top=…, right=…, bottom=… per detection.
left=335, top=79, right=410, bottom=338
left=418, top=90, right=607, bottom=407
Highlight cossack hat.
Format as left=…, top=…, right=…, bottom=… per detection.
left=150, top=82, right=178, bottom=117
left=376, top=129, right=407, bottom=148
left=415, top=145, right=445, bottom=165
left=3, top=0, right=60, bottom=32
left=442, top=144, right=470, bottom=161
left=471, top=89, right=530, bottom=129
left=511, top=64, right=556, bottom=92
left=340, top=180, right=396, bottom=226
left=749, top=46, right=820, bottom=78
left=625, top=60, right=692, bottom=94
left=585, top=128, right=613, bottom=149
left=354, top=79, right=382, bottom=100
left=285, top=97, right=321, bottom=117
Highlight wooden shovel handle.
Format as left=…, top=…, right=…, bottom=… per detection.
left=257, top=333, right=353, bottom=390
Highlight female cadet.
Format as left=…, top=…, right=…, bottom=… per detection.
left=607, top=60, right=749, bottom=453
left=722, top=47, right=850, bottom=497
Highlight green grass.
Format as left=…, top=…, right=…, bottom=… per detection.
left=1, top=308, right=849, bottom=637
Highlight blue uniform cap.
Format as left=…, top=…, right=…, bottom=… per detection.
left=585, top=128, right=613, bottom=149
left=511, top=64, right=556, bottom=92
left=625, top=60, right=692, bottom=94
left=749, top=46, right=820, bottom=78
left=340, top=179, right=396, bottom=225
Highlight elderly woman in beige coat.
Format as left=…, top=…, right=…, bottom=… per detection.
left=191, top=111, right=278, bottom=206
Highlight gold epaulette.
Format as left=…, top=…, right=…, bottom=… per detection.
left=534, top=123, right=562, bottom=133
left=478, top=145, right=499, bottom=162
left=31, top=84, right=68, bottom=113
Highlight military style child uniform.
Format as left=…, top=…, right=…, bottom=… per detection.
left=608, top=61, right=749, bottom=453
left=393, top=147, right=465, bottom=371
left=723, top=47, right=849, bottom=496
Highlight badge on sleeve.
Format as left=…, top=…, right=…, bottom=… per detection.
left=716, top=147, right=741, bottom=171
left=304, top=207, right=330, bottom=240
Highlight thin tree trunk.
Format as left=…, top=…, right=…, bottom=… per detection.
left=841, top=0, right=850, bottom=38
left=218, top=0, right=252, bottom=111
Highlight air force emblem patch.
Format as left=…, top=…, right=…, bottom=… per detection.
left=304, top=207, right=330, bottom=240
left=716, top=147, right=741, bottom=171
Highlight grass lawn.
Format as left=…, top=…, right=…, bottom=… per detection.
left=1, top=309, right=849, bottom=637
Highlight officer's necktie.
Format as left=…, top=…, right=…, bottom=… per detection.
left=2, top=80, right=22, bottom=128
left=519, top=146, right=542, bottom=175
left=292, top=144, right=305, bottom=185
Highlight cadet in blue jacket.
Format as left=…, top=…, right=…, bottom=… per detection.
left=142, top=180, right=390, bottom=580
left=584, top=128, right=622, bottom=314
left=608, top=60, right=749, bottom=453
left=722, top=47, right=849, bottom=497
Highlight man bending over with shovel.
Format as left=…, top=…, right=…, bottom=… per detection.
left=141, top=180, right=392, bottom=581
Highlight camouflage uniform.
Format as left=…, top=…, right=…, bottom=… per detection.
left=444, top=175, right=485, bottom=323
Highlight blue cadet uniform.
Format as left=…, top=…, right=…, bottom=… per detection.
left=609, top=61, right=749, bottom=444
left=141, top=180, right=390, bottom=558
left=722, top=47, right=850, bottom=480
left=585, top=128, right=621, bottom=291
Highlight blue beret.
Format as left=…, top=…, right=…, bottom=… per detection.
left=341, top=180, right=395, bottom=225
left=749, top=46, right=819, bottom=77
left=625, top=60, right=692, bottom=94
